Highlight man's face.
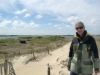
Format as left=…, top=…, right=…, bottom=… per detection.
left=75, top=25, right=85, bottom=35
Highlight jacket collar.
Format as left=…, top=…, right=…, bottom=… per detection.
left=75, top=30, right=88, bottom=40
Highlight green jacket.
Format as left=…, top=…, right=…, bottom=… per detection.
left=68, top=31, right=100, bottom=74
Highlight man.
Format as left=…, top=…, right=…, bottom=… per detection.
left=67, top=21, right=100, bottom=75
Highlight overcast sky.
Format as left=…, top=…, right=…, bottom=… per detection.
left=0, top=0, right=100, bottom=35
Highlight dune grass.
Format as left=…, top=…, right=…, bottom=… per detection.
left=0, top=35, right=69, bottom=59
left=0, top=35, right=100, bottom=63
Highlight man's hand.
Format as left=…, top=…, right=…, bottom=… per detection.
left=67, top=63, right=70, bottom=71
left=67, top=58, right=71, bottom=71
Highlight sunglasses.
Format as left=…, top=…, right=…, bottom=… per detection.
left=76, top=26, right=83, bottom=30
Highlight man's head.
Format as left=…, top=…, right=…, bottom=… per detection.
left=75, top=21, right=85, bottom=36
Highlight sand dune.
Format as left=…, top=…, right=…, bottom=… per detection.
left=13, top=42, right=100, bottom=75
left=13, top=42, right=70, bottom=75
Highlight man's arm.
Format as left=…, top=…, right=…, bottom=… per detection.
left=91, top=37, right=100, bottom=73
left=67, top=41, right=74, bottom=71
left=69, top=42, right=74, bottom=58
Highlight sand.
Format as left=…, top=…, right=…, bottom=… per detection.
left=13, top=42, right=100, bottom=75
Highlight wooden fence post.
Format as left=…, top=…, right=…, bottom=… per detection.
left=47, top=63, right=51, bottom=75
left=8, top=62, right=16, bottom=75
left=46, top=46, right=50, bottom=55
left=31, top=50, right=36, bottom=60
left=0, top=64, right=3, bottom=75
left=4, top=57, right=8, bottom=75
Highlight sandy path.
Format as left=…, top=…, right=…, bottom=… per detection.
left=12, top=42, right=100, bottom=75
left=13, top=42, right=70, bottom=75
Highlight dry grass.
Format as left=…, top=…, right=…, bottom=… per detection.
left=0, top=35, right=70, bottom=60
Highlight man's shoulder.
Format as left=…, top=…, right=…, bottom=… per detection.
left=71, top=36, right=78, bottom=43
left=86, top=34, right=95, bottom=40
